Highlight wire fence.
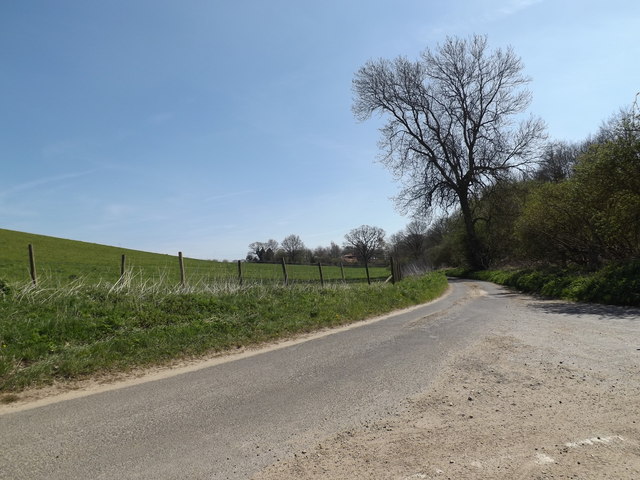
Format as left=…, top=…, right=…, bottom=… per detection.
left=3, top=244, right=396, bottom=289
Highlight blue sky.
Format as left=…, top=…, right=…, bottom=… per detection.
left=2, top=0, right=639, bottom=260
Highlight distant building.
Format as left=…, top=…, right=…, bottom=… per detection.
left=341, top=253, right=358, bottom=264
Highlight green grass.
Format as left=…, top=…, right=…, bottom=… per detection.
left=0, top=272, right=448, bottom=395
left=0, top=228, right=388, bottom=286
left=0, top=228, right=434, bottom=396
left=445, top=261, right=640, bottom=306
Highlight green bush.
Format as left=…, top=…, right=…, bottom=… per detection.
left=576, top=261, right=640, bottom=305
left=516, top=128, right=640, bottom=267
left=448, top=262, right=640, bottom=306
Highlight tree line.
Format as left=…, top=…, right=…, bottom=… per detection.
left=386, top=104, right=639, bottom=272
left=247, top=226, right=387, bottom=267
left=248, top=98, right=639, bottom=274
left=352, top=34, right=639, bottom=273
left=248, top=35, right=638, bottom=276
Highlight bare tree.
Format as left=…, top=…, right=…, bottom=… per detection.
left=344, top=225, right=386, bottom=265
left=401, top=219, right=430, bottom=260
left=328, top=241, right=343, bottom=261
left=281, top=234, right=306, bottom=263
left=353, top=35, right=546, bottom=268
left=389, top=220, right=432, bottom=271
left=534, top=141, right=586, bottom=183
left=247, top=239, right=279, bottom=262
left=313, top=241, right=344, bottom=265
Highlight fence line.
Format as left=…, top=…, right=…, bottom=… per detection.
left=10, top=245, right=400, bottom=288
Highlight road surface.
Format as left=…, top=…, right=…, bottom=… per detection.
left=2, top=279, right=637, bottom=479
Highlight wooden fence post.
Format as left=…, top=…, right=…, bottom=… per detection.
left=390, top=256, right=396, bottom=284
left=317, top=262, right=324, bottom=287
left=28, top=244, right=37, bottom=286
left=237, top=260, right=243, bottom=285
left=365, top=259, right=371, bottom=285
left=281, top=257, right=289, bottom=286
left=120, top=254, right=126, bottom=281
left=340, top=262, right=345, bottom=282
left=178, top=251, right=185, bottom=286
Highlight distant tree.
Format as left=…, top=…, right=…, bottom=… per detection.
left=328, top=242, right=343, bottom=262
left=247, top=239, right=279, bottom=262
left=311, top=242, right=344, bottom=265
left=401, top=220, right=430, bottom=261
left=353, top=34, right=546, bottom=268
left=534, top=141, right=584, bottom=183
left=594, top=101, right=640, bottom=143
left=390, top=219, right=454, bottom=274
left=424, top=214, right=468, bottom=269
left=302, top=247, right=313, bottom=263
left=388, top=231, right=404, bottom=259
left=281, top=234, right=306, bottom=263
left=344, top=225, right=386, bottom=265
left=310, top=246, right=327, bottom=264
left=389, top=220, right=428, bottom=262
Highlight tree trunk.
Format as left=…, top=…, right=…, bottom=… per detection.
left=459, top=194, right=483, bottom=270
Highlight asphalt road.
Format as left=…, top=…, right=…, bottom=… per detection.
left=1, top=279, right=508, bottom=479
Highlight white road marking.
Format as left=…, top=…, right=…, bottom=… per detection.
left=565, top=435, right=624, bottom=448
left=535, top=453, right=555, bottom=464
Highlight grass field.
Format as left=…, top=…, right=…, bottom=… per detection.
left=0, top=272, right=448, bottom=396
left=0, top=229, right=447, bottom=398
left=0, top=228, right=389, bottom=286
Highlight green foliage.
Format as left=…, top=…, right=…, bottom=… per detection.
left=430, top=103, right=640, bottom=276
left=425, top=215, right=468, bottom=269
left=424, top=179, right=535, bottom=269
left=517, top=116, right=640, bottom=266
left=449, top=261, right=640, bottom=306
left=0, top=272, right=447, bottom=394
left=574, top=138, right=640, bottom=259
left=472, top=179, right=533, bottom=266
left=441, top=267, right=461, bottom=276
left=515, top=181, right=588, bottom=264
left=571, top=261, right=640, bottom=305
left=414, top=106, right=639, bottom=308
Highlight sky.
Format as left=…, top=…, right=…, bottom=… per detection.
left=1, top=0, right=639, bottom=260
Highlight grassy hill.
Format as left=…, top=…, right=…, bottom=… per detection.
left=0, top=229, right=444, bottom=396
left=0, top=228, right=223, bottom=285
left=0, top=228, right=388, bottom=286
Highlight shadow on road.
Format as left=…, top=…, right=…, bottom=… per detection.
left=527, top=300, right=640, bottom=320
left=445, top=277, right=471, bottom=283
left=448, top=277, right=640, bottom=320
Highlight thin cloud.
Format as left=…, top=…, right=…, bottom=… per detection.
left=0, top=204, right=36, bottom=217
left=492, top=0, right=544, bottom=20
left=103, top=203, right=137, bottom=221
left=202, top=190, right=255, bottom=203
left=420, top=0, right=545, bottom=39
left=0, top=170, right=95, bottom=198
